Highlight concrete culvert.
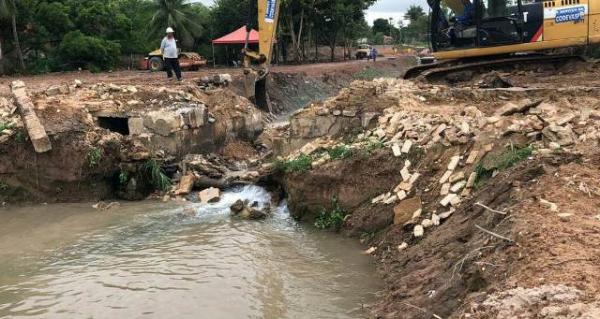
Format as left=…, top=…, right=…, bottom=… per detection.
left=97, top=117, right=130, bottom=135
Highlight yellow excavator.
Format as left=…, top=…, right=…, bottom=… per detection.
left=405, top=0, right=600, bottom=80
left=242, top=0, right=280, bottom=113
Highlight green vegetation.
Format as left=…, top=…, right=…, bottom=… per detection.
left=274, top=154, right=313, bottom=173
left=327, top=145, right=353, bottom=160
left=13, top=131, right=26, bottom=143
left=353, top=68, right=386, bottom=80
left=143, top=159, right=171, bottom=192
left=474, top=145, right=533, bottom=187
left=87, top=147, right=103, bottom=168
left=0, top=181, right=8, bottom=191
left=118, top=170, right=129, bottom=186
left=0, top=122, right=12, bottom=134
left=0, top=0, right=411, bottom=74
left=314, top=198, right=347, bottom=231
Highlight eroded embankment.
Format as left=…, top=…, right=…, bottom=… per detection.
left=0, top=59, right=414, bottom=204
left=265, top=77, right=600, bottom=318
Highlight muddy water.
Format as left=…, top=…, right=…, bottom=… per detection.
left=0, top=186, right=382, bottom=319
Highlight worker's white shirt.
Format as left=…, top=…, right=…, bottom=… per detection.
left=161, top=37, right=178, bottom=59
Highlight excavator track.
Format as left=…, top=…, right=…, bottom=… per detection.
left=403, top=54, right=587, bottom=83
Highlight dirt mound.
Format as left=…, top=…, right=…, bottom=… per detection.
left=270, top=74, right=600, bottom=318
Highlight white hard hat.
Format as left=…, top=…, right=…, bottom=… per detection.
left=166, top=27, right=174, bottom=34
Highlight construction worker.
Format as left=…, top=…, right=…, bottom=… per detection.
left=161, top=27, right=182, bottom=82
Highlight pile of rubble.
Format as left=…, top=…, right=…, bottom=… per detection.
left=276, top=77, right=600, bottom=251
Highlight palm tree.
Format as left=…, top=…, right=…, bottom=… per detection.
left=404, top=5, right=426, bottom=23
left=150, top=0, right=204, bottom=48
left=0, top=0, right=25, bottom=71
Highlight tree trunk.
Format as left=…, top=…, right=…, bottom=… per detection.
left=287, top=14, right=299, bottom=63
left=296, top=8, right=304, bottom=62
left=11, top=12, right=25, bottom=71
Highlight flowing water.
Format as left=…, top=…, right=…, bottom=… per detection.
left=0, top=186, right=382, bottom=319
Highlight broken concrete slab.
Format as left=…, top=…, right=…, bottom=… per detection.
left=199, top=187, right=221, bottom=203
left=393, top=196, right=421, bottom=225
left=10, top=81, right=52, bottom=153
left=401, top=140, right=413, bottom=153
left=447, top=156, right=461, bottom=171
left=174, top=174, right=196, bottom=195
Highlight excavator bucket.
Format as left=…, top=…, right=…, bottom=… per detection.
left=244, top=70, right=272, bottom=113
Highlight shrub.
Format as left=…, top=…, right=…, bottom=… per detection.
left=57, top=31, right=121, bottom=72
left=328, top=145, right=353, bottom=160
left=143, top=159, right=171, bottom=192
left=0, top=122, right=13, bottom=134
left=474, top=145, right=533, bottom=187
left=314, top=198, right=347, bottom=231
left=274, top=154, right=313, bottom=173
left=87, top=147, right=103, bottom=168
left=354, top=68, right=385, bottom=80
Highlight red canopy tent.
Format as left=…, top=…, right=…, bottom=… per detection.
left=212, top=26, right=260, bottom=45
left=211, top=26, right=259, bottom=67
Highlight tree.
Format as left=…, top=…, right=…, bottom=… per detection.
left=372, top=18, right=391, bottom=35
left=404, top=5, right=426, bottom=22
left=0, top=0, right=24, bottom=70
left=149, top=0, right=204, bottom=48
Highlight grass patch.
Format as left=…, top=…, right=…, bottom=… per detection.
left=314, top=198, right=347, bottom=231
left=328, top=145, right=352, bottom=160
left=13, top=131, right=26, bottom=143
left=274, top=154, right=313, bottom=173
left=474, top=145, right=533, bottom=187
left=87, top=147, right=103, bottom=168
left=0, top=122, right=13, bottom=134
left=0, top=181, right=8, bottom=191
left=143, top=159, right=172, bottom=192
left=353, top=68, right=385, bottom=80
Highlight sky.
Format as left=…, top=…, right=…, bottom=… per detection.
left=192, top=0, right=430, bottom=26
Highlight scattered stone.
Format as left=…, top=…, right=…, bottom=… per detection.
left=449, top=171, right=465, bottom=183
left=496, top=99, right=542, bottom=116
left=393, top=196, right=421, bottom=225
left=421, top=219, right=433, bottom=228
left=371, top=193, right=387, bottom=204
left=401, top=140, right=413, bottom=153
left=364, top=247, right=377, bottom=255
left=400, top=166, right=411, bottom=181
left=409, top=172, right=420, bottom=185
left=413, top=225, right=424, bottom=237
left=74, top=79, right=83, bottom=88
left=440, top=194, right=458, bottom=207
left=466, top=150, right=479, bottom=164
left=174, top=174, right=196, bottom=195
left=342, top=109, right=357, bottom=117
left=332, top=109, right=342, bottom=116
left=397, top=242, right=409, bottom=251
left=540, top=198, right=559, bottom=212
left=199, top=187, right=221, bottom=203
left=440, top=183, right=450, bottom=196
left=412, top=208, right=422, bottom=219
left=439, top=170, right=453, bottom=184
left=383, top=194, right=398, bottom=205
left=392, top=144, right=402, bottom=157
left=439, top=209, right=455, bottom=220
left=451, top=180, right=467, bottom=193
left=557, top=213, right=572, bottom=222
left=466, top=172, right=477, bottom=188
left=447, top=156, right=460, bottom=171
left=374, top=128, right=386, bottom=139
left=396, top=190, right=407, bottom=201
left=431, top=214, right=440, bottom=226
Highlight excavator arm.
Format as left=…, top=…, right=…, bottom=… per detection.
left=243, top=0, right=281, bottom=113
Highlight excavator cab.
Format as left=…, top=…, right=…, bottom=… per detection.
left=429, top=0, right=538, bottom=52
left=243, top=0, right=280, bottom=114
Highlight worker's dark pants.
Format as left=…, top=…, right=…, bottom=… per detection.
left=164, top=58, right=182, bottom=80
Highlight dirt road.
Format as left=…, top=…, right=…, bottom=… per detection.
left=0, top=58, right=412, bottom=97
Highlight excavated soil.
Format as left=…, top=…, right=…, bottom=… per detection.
left=272, top=63, right=600, bottom=318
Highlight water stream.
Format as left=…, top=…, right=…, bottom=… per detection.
left=0, top=186, right=382, bottom=319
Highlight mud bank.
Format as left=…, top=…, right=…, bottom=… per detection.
left=268, top=74, right=600, bottom=318
left=0, top=59, right=414, bottom=204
